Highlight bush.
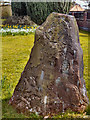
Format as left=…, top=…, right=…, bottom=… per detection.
left=11, top=2, right=71, bottom=25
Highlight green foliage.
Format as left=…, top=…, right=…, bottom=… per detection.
left=11, top=2, right=71, bottom=25
left=11, top=2, right=27, bottom=16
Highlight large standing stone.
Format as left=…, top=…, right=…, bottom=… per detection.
left=9, top=12, right=89, bottom=116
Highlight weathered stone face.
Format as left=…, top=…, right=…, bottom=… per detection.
left=9, top=12, right=89, bottom=116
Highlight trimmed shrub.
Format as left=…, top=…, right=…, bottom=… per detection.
left=11, top=2, right=71, bottom=25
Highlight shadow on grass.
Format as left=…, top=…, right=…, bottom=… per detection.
left=2, top=98, right=27, bottom=118
left=79, top=35, right=88, bottom=37
left=79, top=30, right=90, bottom=34
left=2, top=98, right=90, bottom=119
left=86, top=104, right=90, bottom=115
left=2, top=98, right=40, bottom=119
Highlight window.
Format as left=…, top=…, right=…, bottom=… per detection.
left=74, top=12, right=84, bottom=20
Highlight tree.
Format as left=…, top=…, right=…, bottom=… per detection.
left=11, top=2, right=27, bottom=16
left=11, top=2, right=71, bottom=25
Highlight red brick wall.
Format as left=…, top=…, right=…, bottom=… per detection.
left=76, top=19, right=90, bottom=31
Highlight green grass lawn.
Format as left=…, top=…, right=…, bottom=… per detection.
left=2, top=34, right=34, bottom=99
left=1, top=30, right=90, bottom=118
left=79, top=30, right=89, bottom=93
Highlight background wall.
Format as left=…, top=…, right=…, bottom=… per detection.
left=0, top=5, right=12, bottom=18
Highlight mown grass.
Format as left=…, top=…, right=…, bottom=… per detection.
left=79, top=30, right=90, bottom=99
left=2, top=34, right=34, bottom=99
left=1, top=30, right=90, bottom=118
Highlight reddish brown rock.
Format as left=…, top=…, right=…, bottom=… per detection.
left=9, top=12, right=89, bottom=116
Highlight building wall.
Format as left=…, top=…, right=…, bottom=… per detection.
left=76, top=19, right=90, bottom=31
left=69, top=11, right=90, bottom=31
left=0, top=5, right=12, bottom=18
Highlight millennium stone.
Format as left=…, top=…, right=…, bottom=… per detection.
left=9, top=12, right=89, bottom=116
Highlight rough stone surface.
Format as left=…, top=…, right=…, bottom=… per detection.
left=9, top=12, right=89, bottom=116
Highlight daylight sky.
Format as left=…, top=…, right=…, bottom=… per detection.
left=75, top=0, right=89, bottom=9
left=75, top=0, right=86, bottom=5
